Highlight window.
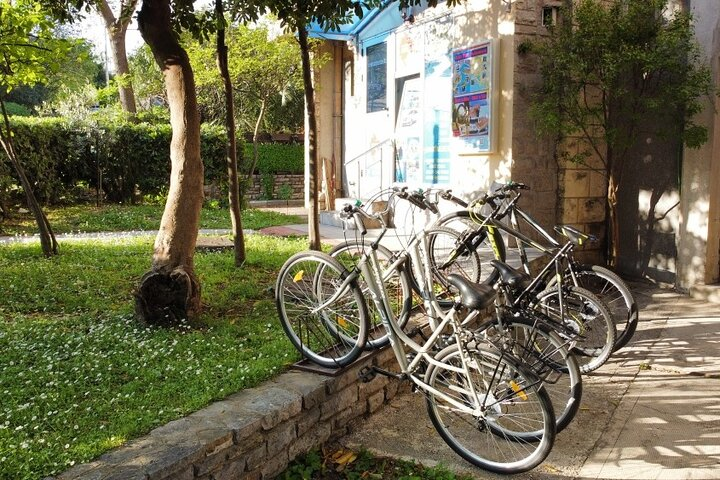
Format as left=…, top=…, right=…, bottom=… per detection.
left=366, top=43, right=387, bottom=112
left=542, top=6, right=560, bottom=27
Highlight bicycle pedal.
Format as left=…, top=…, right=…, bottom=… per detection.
left=358, top=366, right=377, bottom=383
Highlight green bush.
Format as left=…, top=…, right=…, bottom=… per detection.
left=3, top=118, right=238, bottom=204
left=5, top=117, right=92, bottom=204
left=243, top=142, right=303, bottom=174
left=3, top=102, right=33, bottom=116
left=2, top=117, right=303, bottom=205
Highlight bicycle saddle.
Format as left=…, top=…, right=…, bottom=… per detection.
left=446, top=274, right=495, bottom=310
left=554, top=225, right=596, bottom=246
left=490, top=260, right=532, bottom=290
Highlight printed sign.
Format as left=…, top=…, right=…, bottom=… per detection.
left=451, top=41, right=493, bottom=152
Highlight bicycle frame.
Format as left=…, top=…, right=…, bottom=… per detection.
left=452, top=190, right=593, bottom=299
left=316, top=217, right=514, bottom=416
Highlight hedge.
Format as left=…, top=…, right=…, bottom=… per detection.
left=243, top=143, right=304, bottom=175
left=1, top=117, right=303, bottom=204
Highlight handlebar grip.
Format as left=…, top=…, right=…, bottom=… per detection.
left=502, top=181, right=529, bottom=191
left=353, top=212, right=367, bottom=235
left=453, top=197, right=468, bottom=208
left=407, top=192, right=428, bottom=210
left=440, top=190, right=468, bottom=208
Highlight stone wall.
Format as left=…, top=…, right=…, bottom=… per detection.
left=511, top=1, right=560, bottom=242
left=557, top=136, right=607, bottom=263
left=206, top=174, right=305, bottom=202
left=57, top=347, right=409, bottom=480
left=246, top=174, right=305, bottom=202
left=512, top=1, right=606, bottom=262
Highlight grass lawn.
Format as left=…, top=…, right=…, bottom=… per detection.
left=0, top=203, right=304, bottom=236
left=0, top=208, right=308, bottom=479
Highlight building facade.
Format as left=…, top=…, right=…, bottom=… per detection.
left=307, top=0, right=719, bottom=294
left=309, top=0, right=562, bottom=234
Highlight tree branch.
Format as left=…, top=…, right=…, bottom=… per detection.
left=98, top=0, right=118, bottom=30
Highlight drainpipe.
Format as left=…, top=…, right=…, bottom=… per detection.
left=333, top=41, right=344, bottom=202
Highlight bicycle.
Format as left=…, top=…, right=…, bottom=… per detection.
left=487, top=247, right=616, bottom=374
left=432, top=182, right=638, bottom=351
left=466, top=281, right=583, bottom=434
left=275, top=191, right=557, bottom=473
left=422, top=190, right=616, bottom=373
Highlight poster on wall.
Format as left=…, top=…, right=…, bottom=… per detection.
left=451, top=41, right=493, bottom=152
left=395, top=78, right=423, bottom=184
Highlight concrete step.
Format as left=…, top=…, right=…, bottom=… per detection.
left=319, top=210, right=351, bottom=229
left=689, top=283, right=720, bottom=304
left=319, top=210, right=385, bottom=230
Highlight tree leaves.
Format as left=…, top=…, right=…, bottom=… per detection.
left=0, top=0, right=72, bottom=93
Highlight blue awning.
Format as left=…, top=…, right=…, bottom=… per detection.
left=307, top=2, right=394, bottom=41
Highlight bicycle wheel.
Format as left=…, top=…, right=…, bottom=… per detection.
left=329, top=242, right=412, bottom=349
left=479, top=316, right=582, bottom=434
left=406, top=226, right=484, bottom=308
left=568, top=265, right=637, bottom=351
left=435, top=209, right=507, bottom=285
left=425, top=344, right=556, bottom=474
left=275, top=251, right=369, bottom=368
left=533, top=286, right=616, bottom=374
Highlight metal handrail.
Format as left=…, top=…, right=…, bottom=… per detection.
left=345, top=138, right=395, bottom=166
left=345, top=138, right=396, bottom=199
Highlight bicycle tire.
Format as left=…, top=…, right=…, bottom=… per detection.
left=478, top=316, right=582, bottom=434
left=567, top=265, right=638, bottom=351
left=434, top=209, right=507, bottom=285
left=329, top=242, right=412, bottom=349
left=533, top=286, right=616, bottom=374
left=406, top=226, right=483, bottom=308
left=275, top=251, right=369, bottom=368
left=425, top=344, right=556, bottom=474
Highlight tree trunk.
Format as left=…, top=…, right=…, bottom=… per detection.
left=606, top=141, right=624, bottom=268
left=0, top=100, right=58, bottom=257
left=251, top=97, right=267, bottom=178
left=298, top=25, right=321, bottom=251
left=98, top=0, right=138, bottom=115
left=215, top=0, right=245, bottom=266
left=109, top=28, right=138, bottom=115
left=607, top=175, right=619, bottom=268
left=135, top=0, right=204, bottom=325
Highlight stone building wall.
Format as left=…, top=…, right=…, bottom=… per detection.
left=511, top=1, right=561, bottom=241
left=511, top=1, right=606, bottom=262
left=556, top=137, right=607, bottom=263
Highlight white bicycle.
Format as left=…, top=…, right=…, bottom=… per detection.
left=275, top=189, right=556, bottom=473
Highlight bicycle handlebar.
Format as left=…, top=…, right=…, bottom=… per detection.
left=496, top=181, right=529, bottom=193
left=439, top=190, right=469, bottom=208
left=340, top=202, right=371, bottom=234
left=393, top=186, right=441, bottom=213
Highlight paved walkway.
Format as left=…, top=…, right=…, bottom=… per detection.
left=340, top=280, right=720, bottom=479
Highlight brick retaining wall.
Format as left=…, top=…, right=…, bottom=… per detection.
left=247, top=174, right=305, bottom=202
left=57, top=347, right=408, bottom=480
left=204, top=174, right=305, bottom=202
